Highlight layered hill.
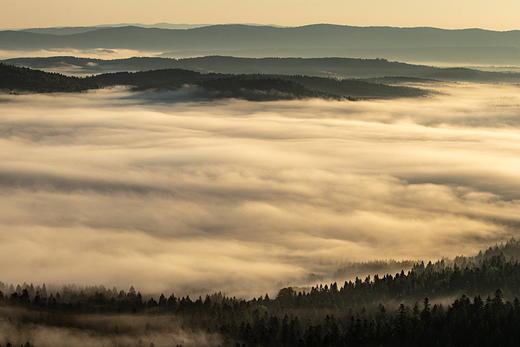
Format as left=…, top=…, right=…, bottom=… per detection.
left=2, top=24, right=520, bottom=64
left=5, top=56, right=520, bottom=83
left=0, top=63, right=429, bottom=100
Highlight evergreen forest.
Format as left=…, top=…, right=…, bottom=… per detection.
left=3, top=239, right=520, bottom=346
left=0, top=63, right=428, bottom=100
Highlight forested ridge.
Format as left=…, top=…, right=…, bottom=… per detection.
left=0, top=63, right=93, bottom=92
left=3, top=240, right=520, bottom=346
left=0, top=63, right=428, bottom=100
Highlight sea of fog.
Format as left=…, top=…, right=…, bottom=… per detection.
left=0, top=82, right=519, bottom=298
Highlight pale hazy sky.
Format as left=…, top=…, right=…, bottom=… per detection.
left=2, top=0, right=519, bottom=31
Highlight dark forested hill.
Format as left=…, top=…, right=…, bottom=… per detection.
left=86, top=69, right=428, bottom=99
left=1, top=64, right=429, bottom=100
left=0, top=63, right=94, bottom=92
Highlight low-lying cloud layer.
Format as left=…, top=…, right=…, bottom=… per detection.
left=0, top=83, right=519, bottom=298
left=0, top=306, right=221, bottom=347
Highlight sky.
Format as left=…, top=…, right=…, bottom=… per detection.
left=2, top=0, right=520, bottom=31
left=1, top=82, right=519, bottom=298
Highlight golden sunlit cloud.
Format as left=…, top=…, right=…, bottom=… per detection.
left=0, top=83, right=519, bottom=298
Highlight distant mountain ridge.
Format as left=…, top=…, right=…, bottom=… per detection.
left=2, top=24, right=520, bottom=64
left=17, top=23, right=212, bottom=36
left=16, top=23, right=283, bottom=35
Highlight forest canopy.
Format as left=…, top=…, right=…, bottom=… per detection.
left=2, top=239, right=520, bottom=347
left=0, top=63, right=429, bottom=100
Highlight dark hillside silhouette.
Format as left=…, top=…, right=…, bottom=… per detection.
left=0, top=63, right=94, bottom=92
left=1, top=64, right=429, bottom=100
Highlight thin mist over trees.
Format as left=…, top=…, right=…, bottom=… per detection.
left=332, top=237, right=520, bottom=284
left=2, top=240, right=520, bottom=346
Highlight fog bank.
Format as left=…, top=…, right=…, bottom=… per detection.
left=0, top=306, right=220, bottom=347
left=0, top=83, right=519, bottom=297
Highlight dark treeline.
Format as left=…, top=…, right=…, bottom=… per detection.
left=0, top=63, right=428, bottom=100
left=3, top=240, right=520, bottom=346
left=332, top=236, right=520, bottom=284
left=263, top=75, right=429, bottom=99
left=84, top=68, right=429, bottom=100
left=333, top=260, right=418, bottom=283
left=0, top=63, right=93, bottom=92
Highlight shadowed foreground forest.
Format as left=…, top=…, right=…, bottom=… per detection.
left=3, top=239, right=520, bottom=346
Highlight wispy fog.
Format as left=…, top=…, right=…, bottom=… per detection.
left=1, top=82, right=519, bottom=298
left=0, top=306, right=220, bottom=347
left=0, top=48, right=164, bottom=76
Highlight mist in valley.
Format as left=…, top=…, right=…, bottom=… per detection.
left=0, top=82, right=519, bottom=298
left=0, top=305, right=221, bottom=347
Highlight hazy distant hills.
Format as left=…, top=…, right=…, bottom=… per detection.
left=16, top=23, right=282, bottom=35
left=5, top=56, right=520, bottom=83
left=2, top=24, right=520, bottom=64
left=17, top=23, right=212, bottom=36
